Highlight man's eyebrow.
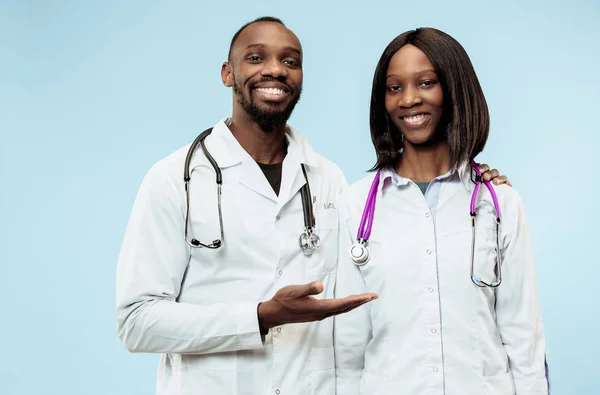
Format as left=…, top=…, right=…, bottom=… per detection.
left=244, top=43, right=266, bottom=51
left=244, top=43, right=302, bottom=56
left=283, top=46, right=302, bottom=56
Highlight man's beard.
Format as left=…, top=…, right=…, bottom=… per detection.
left=233, top=77, right=302, bottom=133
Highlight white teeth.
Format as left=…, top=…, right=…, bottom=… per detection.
left=403, top=114, right=426, bottom=124
left=256, top=88, right=284, bottom=95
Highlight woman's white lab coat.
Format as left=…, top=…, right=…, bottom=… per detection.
left=334, top=164, right=548, bottom=395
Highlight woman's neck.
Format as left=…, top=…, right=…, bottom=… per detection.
left=395, top=140, right=452, bottom=182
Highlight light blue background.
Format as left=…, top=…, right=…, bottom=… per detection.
left=1, top=1, right=598, bottom=394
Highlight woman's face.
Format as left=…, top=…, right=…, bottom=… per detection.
left=384, top=44, right=444, bottom=146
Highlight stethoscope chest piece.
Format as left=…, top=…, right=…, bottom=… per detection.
left=350, top=171, right=381, bottom=266
left=299, top=228, right=321, bottom=257
left=350, top=240, right=370, bottom=266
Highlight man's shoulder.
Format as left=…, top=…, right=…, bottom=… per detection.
left=138, top=143, right=193, bottom=194
left=286, top=126, right=346, bottom=186
left=311, top=153, right=346, bottom=183
left=150, top=144, right=191, bottom=174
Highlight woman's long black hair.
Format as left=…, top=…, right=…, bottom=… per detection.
left=369, top=27, right=490, bottom=171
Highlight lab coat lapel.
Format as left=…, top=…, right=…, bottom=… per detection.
left=437, top=163, right=472, bottom=212
left=278, top=153, right=305, bottom=211
left=277, top=126, right=321, bottom=210
left=188, top=120, right=242, bottom=172
left=212, top=121, right=320, bottom=204
left=277, top=150, right=322, bottom=214
left=207, top=120, right=276, bottom=202
left=238, top=158, right=278, bottom=202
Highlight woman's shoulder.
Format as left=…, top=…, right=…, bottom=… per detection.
left=458, top=162, right=524, bottom=212
left=338, top=172, right=381, bottom=208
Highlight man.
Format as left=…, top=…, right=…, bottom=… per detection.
left=116, top=17, right=375, bottom=395
left=116, top=16, right=506, bottom=395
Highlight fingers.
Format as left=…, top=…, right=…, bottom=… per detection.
left=477, top=163, right=490, bottom=174
left=482, top=168, right=499, bottom=181
left=492, top=175, right=510, bottom=186
left=363, top=292, right=378, bottom=300
left=289, top=281, right=324, bottom=298
left=316, top=293, right=378, bottom=316
left=479, top=166, right=512, bottom=186
left=327, top=294, right=378, bottom=315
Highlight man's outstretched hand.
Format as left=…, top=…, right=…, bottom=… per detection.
left=258, top=281, right=378, bottom=330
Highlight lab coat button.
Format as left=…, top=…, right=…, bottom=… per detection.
left=433, top=367, right=439, bottom=372
left=278, top=270, right=283, bottom=276
left=277, top=327, right=282, bottom=333
left=431, top=329, right=437, bottom=333
left=427, top=249, right=432, bottom=255
left=276, top=390, right=280, bottom=395
left=276, top=215, right=281, bottom=221
left=428, top=287, right=434, bottom=292
left=425, top=212, right=430, bottom=218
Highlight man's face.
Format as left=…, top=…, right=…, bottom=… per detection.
left=223, top=22, right=303, bottom=131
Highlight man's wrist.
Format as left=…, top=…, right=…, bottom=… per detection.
left=257, top=302, right=270, bottom=336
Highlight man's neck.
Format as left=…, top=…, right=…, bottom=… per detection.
left=228, top=112, right=287, bottom=164
left=395, top=140, right=452, bottom=182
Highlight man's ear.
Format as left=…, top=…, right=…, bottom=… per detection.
left=221, top=62, right=234, bottom=87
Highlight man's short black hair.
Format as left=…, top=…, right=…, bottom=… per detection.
left=228, top=16, right=285, bottom=62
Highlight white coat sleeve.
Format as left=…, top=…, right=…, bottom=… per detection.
left=495, top=192, right=548, bottom=394
left=334, top=197, right=371, bottom=395
left=115, top=162, right=264, bottom=354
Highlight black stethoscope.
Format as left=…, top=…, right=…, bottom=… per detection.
left=183, top=127, right=320, bottom=256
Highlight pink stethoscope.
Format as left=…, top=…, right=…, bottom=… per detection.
left=349, top=162, right=503, bottom=288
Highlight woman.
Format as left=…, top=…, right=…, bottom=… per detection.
left=334, top=28, right=548, bottom=395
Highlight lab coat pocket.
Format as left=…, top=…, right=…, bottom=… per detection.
left=308, top=347, right=335, bottom=395
left=157, top=354, right=183, bottom=395
left=360, top=371, right=387, bottom=394
left=471, top=227, right=501, bottom=287
left=187, top=176, right=249, bottom=251
left=305, top=208, right=339, bottom=277
left=483, top=371, right=515, bottom=395
left=180, top=353, right=237, bottom=394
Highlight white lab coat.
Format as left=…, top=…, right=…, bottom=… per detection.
left=116, top=119, right=347, bottom=395
left=334, top=164, right=548, bottom=395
